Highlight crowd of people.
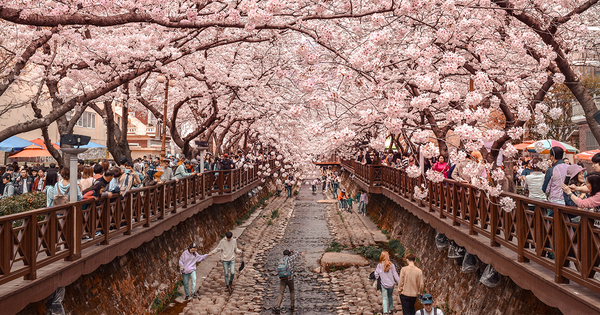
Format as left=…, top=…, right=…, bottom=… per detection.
left=0, top=150, right=280, bottom=206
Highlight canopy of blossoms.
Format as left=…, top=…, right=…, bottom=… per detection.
left=2, top=0, right=600, bottom=211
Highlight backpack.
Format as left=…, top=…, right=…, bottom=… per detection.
left=53, top=184, right=70, bottom=206
left=277, top=256, right=292, bottom=279
left=419, top=308, right=440, bottom=315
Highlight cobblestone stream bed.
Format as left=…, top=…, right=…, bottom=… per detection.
left=174, top=183, right=387, bottom=315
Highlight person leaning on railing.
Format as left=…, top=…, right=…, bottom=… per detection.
left=562, top=172, right=600, bottom=212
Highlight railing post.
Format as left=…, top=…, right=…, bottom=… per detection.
left=490, top=196, right=499, bottom=247
left=102, top=198, right=111, bottom=245
left=580, top=213, right=590, bottom=280
left=172, top=182, right=178, bottom=214
left=192, top=175, right=197, bottom=204
left=1, top=221, right=10, bottom=276
left=125, top=193, right=133, bottom=235
left=183, top=178, right=188, bottom=209
left=144, top=190, right=151, bottom=227
left=66, top=204, right=82, bottom=261
left=369, top=165, right=374, bottom=188
left=48, top=209, right=57, bottom=257
left=428, top=181, right=433, bottom=211
left=24, top=213, right=37, bottom=280
left=554, top=208, right=568, bottom=284
left=468, top=187, right=476, bottom=230
left=516, top=199, right=529, bottom=262
left=535, top=205, right=543, bottom=257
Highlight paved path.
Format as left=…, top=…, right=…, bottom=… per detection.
left=174, top=184, right=396, bottom=315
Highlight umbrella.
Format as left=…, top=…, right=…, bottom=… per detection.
left=10, top=149, right=53, bottom=158
left=0, top=136, right=39, bottom=152
left=575, top=149, right=600, bottom=161
left=513, top=141, right=535, bottom=151
left=525, top=140, right=579, bottom=154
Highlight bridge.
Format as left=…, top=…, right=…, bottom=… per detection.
left=341, top=159, right=600, bottom=315
left=0, top=160, right=278, bottom=314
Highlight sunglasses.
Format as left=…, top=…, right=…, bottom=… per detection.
left=422, top=296, right=433, bottom=301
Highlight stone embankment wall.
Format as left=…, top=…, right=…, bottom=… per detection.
left=341, top=172, right=561, bottom=315
left=20, top=183, right=273, bottom=315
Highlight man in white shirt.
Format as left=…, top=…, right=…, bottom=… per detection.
left=209, top=231, right=242, bottom=294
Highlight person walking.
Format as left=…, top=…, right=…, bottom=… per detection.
left=274, top=249, right=305, bottom=314
left=398, top=253, right=424, bottom=315
left=375, top=251, right=399, bottom=314
left=417, top=294, right=444, bottom=315
left=179, top=243, right=209, bottom=300
left=209, top=231, right=242, bottom=293
left=359, top=191, right=369, bottom=216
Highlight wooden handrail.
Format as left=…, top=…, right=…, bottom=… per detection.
left=341, top=159, right=600, bottom=295
left=0, top=162, right=275, bottom=286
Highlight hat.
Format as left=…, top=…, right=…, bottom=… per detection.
left=283, top=250, right=291, bottom=256
left=189, top=243, right=196, bottom=249
left=191, top=159, right=198, bottom=164
left=566, top=164, right=585, bottom=178
left=421, top=293, right=433, bottom=305
left=224, top=153, right=229, bottom=158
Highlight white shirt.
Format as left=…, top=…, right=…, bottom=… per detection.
left=418, top=308, right=444, bottom=315
left=525, top=172, right=547, bottom=201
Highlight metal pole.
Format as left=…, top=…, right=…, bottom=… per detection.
left=69, top=154, right=78, bottom=203
left=200, top=149, right=206, bottom=173
left=161, top=79, right=169, bottom=158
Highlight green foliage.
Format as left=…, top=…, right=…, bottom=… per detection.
left=271, top=208, right=279, bottom=219
left=267, top=219, right=273, bottom=226
left=325, top=241, right=346, bottom=252
left=235, top=218, right=242, bottom=226
left=293, top=190, right=299, bottom=196
left=354, top=245, right=383, bottom=261
left=388, top=239, right=405, bottom=258
left=151, top=280, right=183, bottom=313
left=0, top=192, right=46, bottom=217
left=440, top=301, right=458, bottom=315
left=338, top=212, right=344, bottom=223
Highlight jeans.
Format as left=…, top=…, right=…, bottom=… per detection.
left=359, top=202, right=367, bottom=214
left=322, top=182, right=326, bottom=191
left=381, top=286, right=394, bottom=313
left=275, top=278, right=295, bottom=309
left=182, top=270, right=196, bottom=297
left=400, top=294, right=417, bottom=315
left=286, top=187, right=292, bottom=197
left=223, top=260, right=235, bottom=284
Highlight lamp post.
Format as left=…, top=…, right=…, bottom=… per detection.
left=157, top=75, right=170, bottom=158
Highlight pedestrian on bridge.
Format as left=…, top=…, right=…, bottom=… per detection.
left=209, top=231, right=242, bottom=293
left=398, top=253, right=424, bottom=315
left=179, top=243, right=208, bottom=300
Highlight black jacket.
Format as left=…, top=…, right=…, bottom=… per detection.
left=15, top=176, right=33, bottom=195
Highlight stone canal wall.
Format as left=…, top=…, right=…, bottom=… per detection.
left=19, top=182, right=274, bottom=315
left=341, top=172, right=561, bottom=315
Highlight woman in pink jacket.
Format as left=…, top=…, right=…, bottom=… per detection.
left=431, top=155, right=450, bottom=178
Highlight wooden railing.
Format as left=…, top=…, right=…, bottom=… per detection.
left=342, top=159, right=600, bottom=295
left=0, top=160, right=276, bottom=286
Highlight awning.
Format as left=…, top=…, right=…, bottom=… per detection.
left=575, top=149, right=600, bottom=161
left=10, top=149, right=53, bottom=158
left=0, top=136, right=40, bottom=152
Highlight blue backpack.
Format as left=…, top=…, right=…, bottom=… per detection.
left=277, top=257, right=292, bottom=279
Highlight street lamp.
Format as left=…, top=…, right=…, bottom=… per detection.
left=156, top=75, right=171, bottom=158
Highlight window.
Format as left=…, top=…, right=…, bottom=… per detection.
left=67, top=111, right=96, bottom=129
left=586, top=130, right=599, bottom=150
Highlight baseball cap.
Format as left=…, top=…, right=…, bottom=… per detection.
left=421, top=294, right=433, bottom=305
